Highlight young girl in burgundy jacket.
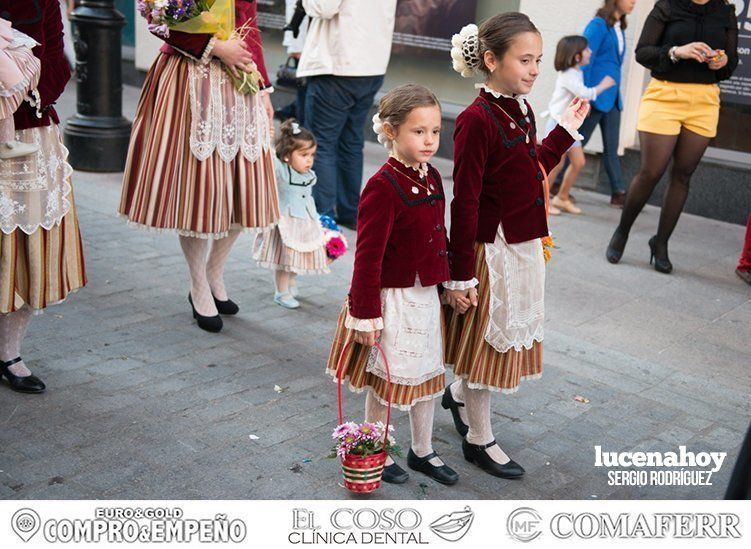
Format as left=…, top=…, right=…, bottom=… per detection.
left=442, top=13, right=590, bottom=479
left=326, top=84, right=460, bottom=487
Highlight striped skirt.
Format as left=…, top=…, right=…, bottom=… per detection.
left=253, top=217, right=330, bottom=275
left=118, top=53, right=279, bottom=238
left=325, top=302, right=445, bottom=411
left=0, top=200, right=86, bottom=314
left=445, top=242, right=543, bottom=393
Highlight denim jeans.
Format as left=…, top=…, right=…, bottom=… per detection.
left=578, top=106, right=627, bottom=195
left=305, top=74, right=384, bottom=221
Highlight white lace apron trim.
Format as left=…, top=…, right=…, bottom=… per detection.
left=187, top=58, right=271, bottom=163
left=277, top=215, right=326, bottom=252
left=364, top=280, right=445, bottom=387
left=0, top=124, right=72, bottom=235
left=483, top=225, right=545, bottom=352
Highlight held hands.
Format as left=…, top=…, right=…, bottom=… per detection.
left=445, top=288, right=478, bottom=315
left=354, top=329, right=382, bottom=346
left=213, top=38, right=256, bottom=79
left=560, top=97, right=591, bottom=131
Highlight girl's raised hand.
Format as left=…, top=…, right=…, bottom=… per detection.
left=560, top=97, right=591, bottom=131
left=213, top=38, right=255, bottom=78
left=354, top=329, right=381, bottom=346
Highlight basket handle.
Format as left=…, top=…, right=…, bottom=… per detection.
left=334, top=339, right=393, bottom=450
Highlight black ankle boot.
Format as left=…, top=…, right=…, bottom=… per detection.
left=188, top=294, right=223, bottom=332
left=441, top=386, right=469, bottom=437
left=462, top=439, right=525, bottom=479
left=606, top=231, right=628, bottom=264
left=0, top=357, right=46, bottom=394
left=648, top=236, right=673, bottom=274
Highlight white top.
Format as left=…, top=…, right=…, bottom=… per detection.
left=283, top=0, right=307, bottom=55
left=614, top=21, right=625, bottom=56
left=297, top=0, right=397, bottom=78
left=546, top=68, right=598, bottom=121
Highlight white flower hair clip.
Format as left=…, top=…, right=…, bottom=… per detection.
left=450, top=24, right=481, bottom=78
left=372, top=113, right=391, bottom=150
left=291, top=122, right=302, bottom=135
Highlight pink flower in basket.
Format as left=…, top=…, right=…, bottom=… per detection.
left=330, top=421, right=392, bottom=460
left=324, top=229, right=348, bottom=261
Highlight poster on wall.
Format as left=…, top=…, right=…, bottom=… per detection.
left=255, top=0, right=478, bottom=57
left=720, top=0, right=751, bottom=106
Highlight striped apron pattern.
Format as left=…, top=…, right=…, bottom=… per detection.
left=325, top=301, right=445, bottom=411
left=444, top=242, right=543, bottom=393
left=118, top=54, right=279, bottom=238
left=0, top=200, right=86, bottom=313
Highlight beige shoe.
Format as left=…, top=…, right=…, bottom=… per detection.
left=0, top=141, right=38, bottom=160
left=549, top=204, right=561, bottom=215
left=552, top=195, right=582, bottom=214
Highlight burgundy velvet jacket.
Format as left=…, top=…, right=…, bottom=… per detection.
left=2, top=0, right=71, bottom=130
left=348, top=158, right=451, bottom=320
left=157, top=0, right=271, bottom=89
left=448, top=90, right=574, bottom=281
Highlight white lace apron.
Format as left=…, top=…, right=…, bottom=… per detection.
left=277, top=215, right=326, bottom=252
left=483, top=225, right=545, bottom=352
left=187, top=59, right=271, bottom=163
left=365, top=279, right=445, bottom=387
left=0, top=124, right=72, bottom=235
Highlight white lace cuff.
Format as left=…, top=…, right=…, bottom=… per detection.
left=200, top=37, right=217, bottom=64
left=345, top=314, right=384, bottom=332
left=443, top=278, right=479, bottom=290
left=552, top=115, right=583, bottom=141
left=259, top=86, right=275, bottom=95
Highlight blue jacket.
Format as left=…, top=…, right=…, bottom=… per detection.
left=582, top=16, right=625, bottom=112
left=274, top=156, right=319, bottom=219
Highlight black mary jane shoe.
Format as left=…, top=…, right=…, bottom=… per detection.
left=441, top=386, right=469, bottom=437
left=381, top=462, right=409, bottom=484
left=188, top=294, right=223, bottom=333
left=462, top=439, right=525, bottom=479
left=648, top=236, right=673, bottom=274
left=213, top=294, right=239, bottom=315
left=0, top=357, right=46, bottom=394
left=407, top=448, right=459, bottom=485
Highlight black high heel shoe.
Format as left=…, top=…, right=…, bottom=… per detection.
left=462, top=439, right=525, bottom=479
left=648, top=236, right=673, bottom=274
left=407, top=449, right=459, bottom=485
left=606, top=231, right=628, bottom=264
left=381, top=462, right=409, bottom=484
left=188, top=294, right=223, bottom=332
left=441, top=386, right=469, bottom=437
left=0, top=357, right=46, bottom=394
left=213, top=294, right=239, bottom=315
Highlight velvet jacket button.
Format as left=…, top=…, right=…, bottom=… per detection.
left=536, top=172, right=543, bottom=181
left=535, top=197, right=544, bottom=206
left=529, top=148, right=536, bottom=157
left=438, top=250, right=446, bottom=257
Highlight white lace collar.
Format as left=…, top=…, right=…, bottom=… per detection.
left=388, top=153, right=429, bottom=179
left=475, top=83, right=529, bottom=116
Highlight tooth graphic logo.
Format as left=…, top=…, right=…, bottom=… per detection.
left=12, top=508, right=41, bottom=542
left=430, top=506, right=474, bottom=542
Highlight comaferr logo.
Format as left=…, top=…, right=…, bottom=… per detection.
left=551, top=513, right=742, bottom=539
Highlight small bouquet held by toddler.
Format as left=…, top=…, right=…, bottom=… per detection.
left=320, top=215, right=348, bottom=262
left=137, top=0, right=262, bottom=94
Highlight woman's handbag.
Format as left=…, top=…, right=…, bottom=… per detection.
left=276, top=56, right=305, bottom=89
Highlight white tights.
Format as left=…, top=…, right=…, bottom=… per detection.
left=365, top=391, right=443, bottom=467
left=0, top=306, right=32, bottom=376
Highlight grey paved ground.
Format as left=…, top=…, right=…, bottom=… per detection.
left=0, top=84, right=749, bottom=500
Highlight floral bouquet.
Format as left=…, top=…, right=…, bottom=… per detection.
left=137, top=0, right=262, bottom=94
left=324, top=230, right=348, bottom=262
left=542, top=235, right=555, bottom=263
left=329, top=421, right=397, bottom=493
left=319, top=214, right=339, bottom=231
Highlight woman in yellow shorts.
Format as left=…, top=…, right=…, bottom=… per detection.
left=605, top=0, right=738, bottom=273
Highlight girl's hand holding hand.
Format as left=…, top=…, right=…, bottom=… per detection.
left=354, top=329, right=381, bottom=346
left=213, top=38, right=255, bottom=78
left=445, top=288, right=478, bottom=315
left=675, top=42, right=713, bottom=63
left=561, top=97, right=591, bottom=131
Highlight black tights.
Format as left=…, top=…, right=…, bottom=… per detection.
left=612, top=129, right=710, bottom=254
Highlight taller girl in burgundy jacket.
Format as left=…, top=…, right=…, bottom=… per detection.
left=0, top=0, right=86, bottom=395
left=442, top=14, right=590, bottom=479
left=119, top=0, right=280, bottom=333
